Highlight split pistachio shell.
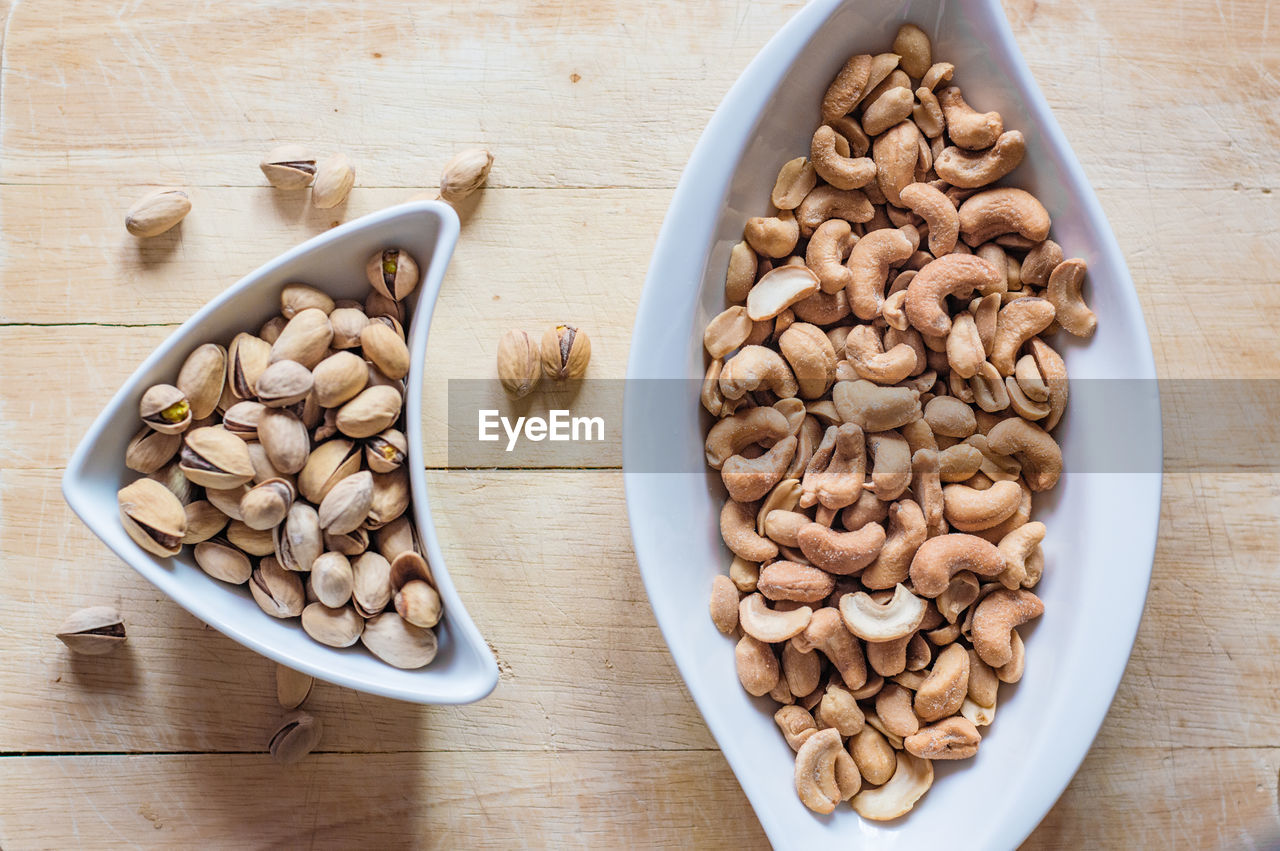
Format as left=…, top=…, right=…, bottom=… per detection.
left=325, top=527, right=369, bottom=556
left=205, top=483, right=249, bottom=521
left=179, top=427, right=254, bottom=488
left=351, top=551, right=393, bottom=617
left=318, top=470, right=373, bottom=535
left=301, top=602, right=364, bottom=647
left=239, top=478, right=295, bottom=531
left=270, top=308, right=333, bottom=369
left=389, top=549, right=432, bottom=590
left=361, top=611, right=438, bottom=669
left=276, top=665, right=313, bottom=710
left=245, top=441, right=288, bottom=484
left=260, top=145, right=317, bottom=190
left=125, top=188, right=191, bottom=237
left=222, top=401, right=266, bottom=440
left=269, top=711, right=322, bottom=765
left=228, top=333, right=272, bottom=400
left=395, top=580, right=442, bottom=629
left=298, top=438, right=361, bottom=504
left=250, top=556, right=305, bottom=618
left=365, top=428, right=407, bottom=473
left=177, top=344, right=227, bottom=420
left=439, top=147, right=493, bottom=205
left=140, top=384, right=192, bottom=435
left=125, top=425, right=182, bottom=474
left=360, top=321, right=410, bottom=380
left=226, top=520, right=276, bottom=557
left=367, top=468, right=410, bottom=529
left=312, top=153, right=355, bottom=209
left=365, top=248, right=420, bottom=302
left=258, top=407, right=310, bottom=475
left=311, top=351, right=368, bottom=408
left=313, top=407, right=340, bottom=443
left=329, top=307, right=369, bottom=349
left=374, top=515, right=420, bottom=566
left=182, top=500, right=229, bottom=544
left=540, top=324, right=591, bottom=380
left=365, top=290, right=403, bottom=323
left=56, top=606, right=127, bottom=655
left=280, top=283, right=335, bottom=318
left=336, top=385, right=402, bottom=439
left=274, top=502, right=322, bottom=572
left=259, top=316, right=288, bottom=345
left=118, top=478, right=187, bottom=557
left=194, top=539, right=253, bottom=584
left=311, top=552, right=355, bottom=608
left=255, top=360, right=314, bottom=407
left=148, top=460, right=197, bottom=506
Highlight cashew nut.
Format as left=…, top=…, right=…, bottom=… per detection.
left=1028, top=337, right=1068, bottom=431
left=735, top=633, right=779, bottom=696
left=792, top=287, right=852, bottom=326
left=739, top=592, right=812, bottom=643
left=960, top=696, right=997, bottom=728
left=1006, top=376, right=1051, bottom=420
left=791, top=607, right=866, bottom=689
left=784, top=416, right=823, bottom=479
left=833, top=379, right=922, bottom=432
left=985, top=417, right=1062, bottom=491
left=723, top=436, right=797, bottom=502
left=850, top=726, right=896, bottom=786
left=1013, top=353, right=1049, bottom=402
left=744, top=209, right=800, bottom=258
left=721, top=498, right=779, bottom=562
left=851, top=752, right=933, bottom=821
left=904, top=716, right=981, bottom=760
left=843, top=325, right=918, bottom=385
left=970, top=291, right=1001, bottom=354
left=705, top=405, right=790, bottom=469
left=860, top=499, right=927, bottom=590
left=958, top=188, right=1051, bottom=247
left=797, top=521, right=886, bottom=575
left=795, top=185, right=874, bottom=237
left=911, top=448, right=946, bottom=538
left=805, top=219, right=855, bottom=294
left=972, top=480, right=1032, bottom=545
left=938, top=443, right=984, bottom=482
left=938, top=87, right=1003, bottom=150
left=758, top=561, right=837, bottom=604
left=936, top=570, right=981, bottom=623
left=989, top=296, right=1056, bottom=375
left=865, top=430, right=912, bottom=500
left=967, top=648, right=999, bottom=707
left=875, top=681, right=921, bottom=737
left=821, top=54, right=874, bottom=123
left=862, top=86, right=915, bottom=137
left=1046, top=258, right=1097, bottom=337
left=782, top=640, right=823, bottom=699
left=811, top=125, right=877, bottom=190
left=839, top=583, right=926, bottom=641
left=866, top=633, right=912, bottom=678
left=730, top=555, right=760, bottom=593
left=904, top=253, right=1004, bottom=336
left=967, top=362, right=1011, bottom=413
left=942, top=479, right=1022, bottom=531
left=996, top=629, right=1026, bottom=683
left=1020, top=239, right=1064, bottom=287
left=944, top=312, right=985, bottom=379
left=794, top=728, right=848, bottom=814
left=924, top=395, right=977, bottom=438
left=882, top=289, right=909, bottom=330
left=913, top=643, right=970, bottom=721
left=771, top=157, right=818, bottom=211
left=757, top=477, right=802, bottom=535
left=778, top=323, right=838, bottom=400
left=908, top=533, right=1006, bottom=597
left=996, top=520, right=1046, bottom=589
left=820, top=683, right=865, bottom=736
left=746, top=264, right=821, bottom=322
left=710, top=574, right=739, bottom=634
left=873, top=120, right=921, bottom=207
left=934, top=130, right=1025, bottom=188
left=971, top=589, right=1042, bottom=668
left=720, top=345, right=799, bottom=400
left=776, top=704, right=818, bottom=752
left=899, top=182, right=959, bottom=256
left=703, top=306, right=753, bottom=359
left=912, top=86, right=945, bottom=138
left=845, top=228, right=914, bottom=320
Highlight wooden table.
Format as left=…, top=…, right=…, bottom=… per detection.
left=1, top=0, right=1277, bottom=847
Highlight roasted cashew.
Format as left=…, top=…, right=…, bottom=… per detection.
left=899, top=182, right=959, bottom=256
left=863, top=86, right=914, bottom=137
left=845, top=228, right=914, bottom=319
left=811, top=125, right=877, bottom=190
left=866, top=430, right=912, bottom=500
left=882, top=289, right=909, bottom=330
left=924, top=395, right=977, bottom=438
left=705, top=405, right=790, bottom=469
left=771, top=157, right=818, bottom=211
left=820, top=683, right=865, bottom=736
left=821, top=54, right=874, bottom=122
left=739, top=592, right=812, bottom=643
left=777, top=322, right=838, bottom=401
left=913, top=643, right=969, bottom=721
left=958, top=188, right=1051, bottom=247
left=996, top=520, right=1046, bottom=589
left=938, top=87, right=1003, bottom=150
left=840, top=487, right=890, bottom=531
left=735, top=633, right=779, bottom=696
left=912, top=86, right=946, bottom=138
left=776, top=704, right=818, bottom=752
left=746, top=265, right=821, bottom=322
left=793, top=287, right=852, bottom=325
left=1028, top=337, right=1068, bottom=431
left=936, top=570, right=980, bottom=623
left=861, top=499, right=927, bottom=590
left=709, top=574, right=740, bottom=634
left=744, top=209, right=800, bottom=258
left=800, top=423, right=865, bottom=510
left=1020, top=239, right=1064, bottom=287
left=796, top=185, right=874, bottom=237
left=730, top=555, right=760, bottom=593
left=844, top=325, right=918, bottom=385
left=866, top=633, right=912, bottom=678
left=920, top=61, right=954, bottom=91
left=851, top=752, right=933, bottom=821
left=967, top=648, right=999, bottom=707
left=805, top=219, right=856, bottom=294
left=873, top=120, right=921, bottom=207
left=911, top=448, right=946, bottom=538
left=1013, top=354, right=1049, bottom=402
left=904, top=254, right=1004, bottom=336
left=990, top=297, right=1056, bottom=375
left=703, top=306, right=753, bottom=359
left=759, top=560, right=837, bottom=604
left=944, top=312, right=985, bottom=380
left=875, top=682, right=921, bottom=737
left=938, top=443, right=984, bottom=482
left=971, top=588, right=1043, bottom=668
left=942, top=479, right=1022, bottom=531
left=909, top=533, right=1006, bottom=597
left=797, top=521, right=886, bottom=575
left=791, top=607, right=867, bottom=689
left=784, top=416, right=823, bottom=480
left=783, top=640, right=823, bottom=697
left=721, top=498, right=779, bottom=562
left=966, top=362, right=1010, bottom=413
left=961, top=696, right=997, bottom=728
left=723, top=436, right=797, bottom=502
left=725, top=240, right=758, bottom=304
left=839, top=583, right=926, bottom=641
left=1006, top=376, right=1051, bottom=420
left=700, top=359, right=733, bottom=418
left=973, top=481, right=1032, bottom=545
left=997, top=630, right=1026, bottom=683
left=720, top=345, right=800, bottom=400
left=986, top=417, right=1063, bottom=491
left=970, top=292, right=1001, bottom=354
left=1046, top=258, right=1097, bottom=337
left=851, top=726, right=896, bottom=786
left=763, top=510, right=808, bottom=548
left=891, top=22, right=932, bottom=77
left=934, top=131, right=1025, bottom=188
left=794, top=728, right=847, bottom=814
left=904, top=716, right=981, bottom=760
left=833, top=379, right=922, bottom=432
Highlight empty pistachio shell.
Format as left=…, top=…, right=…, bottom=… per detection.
left=118, top=478, right=187, bottom=557
left=318, top=470, right=373, bottom=535
left=125, top=425, right=182, bottom=474
left=360, top=321, right=410, bottom=381
left=281, top=282, right=335, bottom=318
left=365, top=290, right=403, bottom=323
left=270, top=308, right=333, bottom=369
left=205, top=483, right=250, bottom=522
left=228, top=333, right=272, bottom=400
left=182, top=500, right=230, bottom=545
left=301, top=602, right=364, bottom=647
left=366, top=468, right=410, bottom=530
left=313, top=407, right=340, bottom=443
left=324, top=527, right=370, bottom=557
left=351, top=551, right=393, bottom=617
left=497, top=329, right=541, bottom=398
left=395, top=580, right=442, bottom=629
left=365, top=248, right=420, bottom=302
left=439, top=147, right=493, bottom=205
left=140, top=384, right=192, bottom=435
left=125, top=188, right=191, bottom=238
left=311, top=552, right=355, bottom=608
left=269, top=710, right=322, bottom=765
left=541, top=324, right=591, bottom=380
left=361, top=611, right=438, bottom=669
left=250, top=556, right=306, bottom=618
left=312, top=351, right=368, bottom=408
left=329, top=307, right=370, bottom=349
left=179, top=426, right=254, bottom=488
left=194, top=539, right=253, bottom=584
left=226, top=520, right=276, bottom=556
left=312, top=153, right=355, bottom=210
left=255, top=360, right=314, bottom=408
left=260, top=145, right=317, bottom=190
left=276, top=665, right=314, bottom=710
left=258, top=407, right=310, bottom=475
left=274, top=502, right=323, bottom=572
left=259, top=315, right=288, bottom=345
left=374, top=516, right=422, bottom=567
left=239, top=478, right=296, bottom=531
left=56, top=606, right=127, bottom=656
left=298, top=438, right=361, bottom=504
left=365, top=428, right=407, bottom=473
left=177, top=344, right=227, bottom=420
left=336, top=385, right=402, bottom=439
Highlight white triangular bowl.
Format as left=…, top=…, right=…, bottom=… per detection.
left=63, top=201, right=499, bottom=705
left=624, top=0, right=1161, bottom=846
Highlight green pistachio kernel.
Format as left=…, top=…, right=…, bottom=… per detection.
left=160, top=400, right=190, bottom=423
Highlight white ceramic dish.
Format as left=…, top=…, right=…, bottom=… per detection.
left=624, top=0, right=1161, bottom=846
left=63, top=201, right=499, bottom=705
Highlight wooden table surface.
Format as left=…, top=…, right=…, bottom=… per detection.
left=1, top=0, right=1278, bottom=847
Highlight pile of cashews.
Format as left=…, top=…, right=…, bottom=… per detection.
left=702, top=22, right=1097, bottom=820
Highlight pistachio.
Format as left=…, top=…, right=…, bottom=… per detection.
left=329, top=307, right=369, bottom=349
left=367, top=467, right=410, bottom=529
left=125, top=425, right=182, bottom=474
left=274, top=502, right=323, bottom=572
left=182, top=500, right=229, bottom=545
left=365, top=428, right=407, bottom=473
left=125, top=188, right=191, bottom=237
left=318, top=470, right=373, bottom=535
left=311, top=552, right=355, bottom=608
left=276, top=665, right=314, bottom=710
left=360, top=321, right=410, bottom=380
left=269, top=710, right=323, bottom=765
left=147, top=460, right=197, bottom=506
left=239, top=477, right=295, bottom=531
left=496, top=329, right=542, bottom=398
left=259, top=315, right=287, bottom=345
left=351, top=551, right=394, bottom=617
left=260, top=144, right=317, bottom=190
left=374, top=516, right=422, bottom=567
left=179, top=426, right=254, bottom=488
left=205, top=483, right=250, bottom=521
left=118, top=478, right=187, bottom=557
left=324, top=527, right=370, bottom=556
left=226, top=520, right=276, bottom=556
left=365, top=359, right=405, bottom=395
left=300, top=602, right=364, bottom=647
left=245, top=441, right=288, bottom=484
left=311, top=351, right=368, bottom=408
left=280, top=283, right=334, bottom=317
left=394, top=580, right=442, bottom=629
left=222, top=401, right=266, bottom=439
left=365, top=290, right=404, bottom=323
left=439, top=147, right=494, bottom=205
left=540, top=324, right=591, bottom=380
left=389, top=549, right=432, bottom=590
left=55, top=606, right=127, bottom=656
left=139, top=384, right=192, bottom=435
left=255, top=360, right=314, bottom=407
left=250, top=555, right=305, bottom=618
left=176, top=343, right=227, bottom=420
left=257, top=407, right=310, bottom=475
left=336, top=385, right=402, bottom=439
left=270, top=308, right=333, bottom=369
left=313, top=407, right=340, bottom=443
left=298, top=438, right=361, bottom=504
left=361, top=611, right=438, bottom=669
left=311, top=153, right=355, bottom=209
left=194, top=539, right=253, bottom=584
left=228, top=332, right=272, bottom=400
left=365, top=248, right=420, bottom=302
left=299, top=391, right=324, bottom=431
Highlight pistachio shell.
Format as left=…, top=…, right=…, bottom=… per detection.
left=274, top=503, right=323, bottom=572
left=311, top=552, right=355, bottom=608
left=360, top=321, right=410, bottom=380
left=336, top=385, right=402, bottom=439
left=177, top=343, right=228, bottom=420
left=298, top=438, right=361, bottom=504
left=260, top=145, right=317, bottom=190
left=324, top=527, right=370, bottom=556
left=365, top=360, right=405, bottom=395
left=56, top=606, right=127, bottom=655
left=394, top=580, right=442, bottom=628
left=365, top=248, right=420, bottom=302
left=389, top=550, right=432, bottom=590
left=258, top=407, right=310, bottom=475
left=139, top=384, right=192, bottom=435
left=125, top=188, right=191, bottom=238
left=255, top=360, right=315, bottom=407
left=250, top=556, right=305, bottom=618
left=351, top=551, right=393, bottom=617
left=223, top=400, right=266, bottom=440
left=245, top=441, right=288, bottom=484
left=311, top=153, right=355, bottom=210
left=439, top=148, right=493, bottom=205
left=311, top=351, right=368, bottom=408
left=269, top=711, right=322, bottom=765
left=125, top=425, right=182, bottom=474
left=366, top=468, right=410, bottom=529
left=226, top=520, right=276, bottom=556
left=360, top=611, right=438, bottom=669
left=300, top=602, right=364, bottom=647
left=239, top=478, right=295, bottom=531
left=259, top=315, right=288, bottom=345
left=280, top=283, right=335, bottom=318
left=205, top=483, right=250, bottom=522
left=275, top=665, right=313, bottom=710
left=182, top=500, right=230, bottom=544
left=118, top=478, right=187, bottom=557
left=194, top=539, right=253, bottom=584
left=269, top=308, right=333, bottom=369
left=329, top=307, right=370, bottom=349
left=146, top=460, right=196, bottom=506
left=540, top=324, right=592, bottom=381
left=228, top=333, right=272, bottom=400
left=318, top=470, right=373, bottom=535
left=313, top=407, right=340, bottom=443
left=179, top=426, right=254, bottom=488
left=365, top=290, right=403, bottom=323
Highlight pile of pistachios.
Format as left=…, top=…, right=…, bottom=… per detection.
left=116, top=248, right=441, bottom=669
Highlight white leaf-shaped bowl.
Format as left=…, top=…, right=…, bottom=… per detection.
left=63, top=201, right=499, bottom=705
left=624, top=0, right=1161, bottom=846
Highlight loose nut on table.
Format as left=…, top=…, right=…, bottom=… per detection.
left=260, top=144, right=317, bottom=190
left=540, top=324, right=591, bottom=380
left=439, top=147, right=494, bottom=204
left=55, top=606, right=127, bottom=656
left=311, top=152, right=355, bottom=209
left=496, top=329, right=542, bottom=398
left=125, top=188, right=191, bottom=238
left=275, top=664, right=313, bottom=710
left=269, top=711, right=322, bottom=765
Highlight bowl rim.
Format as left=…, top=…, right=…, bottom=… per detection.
left=623, top=0, right=1162, bottom=844
left=62, top=200, right=500, bottom=705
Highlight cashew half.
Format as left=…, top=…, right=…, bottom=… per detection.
left=971, top=588, right=1043, bottom=668
left=997, top=520, right=1046, bottom=589
left=942, top=479, right=1022, bottom=531
left=839, top=583, right=926, bottom=641
left=805, top=219, right=855, bottom=294
left=759, top=561, right=837, bottom=604
left=725, top=240, right=758, bottom=304
left=908, top=533, right=1006, bottom=597
left=739, top=592, right=813, bottom=643
left=985, top=417, right=1063, bottom=491
left=776, top=704, right=818, bottom=752
left=794, top=728, right=846, bottom=814
left=899, top=182, right=959, bottom=256
left=821, top=54, right=874, bottom=123
left=811, top=125, right=877, bottom=189
left=833, top=379, right=922, bottom=432
left=866, top=430, right=912, bottom=500
left=778, top=322, right=838, bottom=400
left=845, top=228, right=914, bottom=320
left=771, top=157, right=818, bottom=211
left=958, top=188, right=1051, bottom=247
left=720, top=345, right=799, bottom=400
left=873, top=120, right=921, bottom=207
left=710, top=574, right=739, bottom=633
left=875, top=681, right=920, bottom=737
left=904, top=254, right=1004, bottom=336
left=793, top=287, right=852, bottom=325
left=904, top=716, right=981, bottom=760
left=911, top=448, right=946, bottom=538
left=851, top=752, right=933, bottom=821
left=938, top=87, right=1003, bottom=150
left=736, top=633, right=780, bottom=696
left=746, top=265, right=821, bottom=322
left=913, top=643, right=970, bottom=721
left=851, top=726, right=896, bottom=786
left=744, top=209, right=800, bottom=258
left=862, top=86, right=914, bottom=137
left=1046, top=258, right=1097, bottom=337
left=844, top=325, right=918, bottom=385
left=1020, top=239, right=1064, bottom=287
left=705, top=406, right=790, bottom=469
left=820, top=683, right=865, bottom=736
left=723, top=435, right=797, bottom=502
left=797, top=521, right=887, bottom=575
left=861, top=499, right=927, bottom=589
left=990, top=297, right=1056, bottom=375
left=934, top=131, right=1025, bottom=188
left=1028, top=337, right=1068, bottom=431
